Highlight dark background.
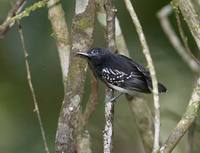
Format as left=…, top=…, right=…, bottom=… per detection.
left=0, top=0, right=199, bottom=153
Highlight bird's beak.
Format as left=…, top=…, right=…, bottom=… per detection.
left=76, top=52, right=90, bottom=57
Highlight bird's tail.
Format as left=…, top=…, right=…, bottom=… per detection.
left=146, top=79, right=167, bottom=93
left=158, top=82, right=167, bottom=93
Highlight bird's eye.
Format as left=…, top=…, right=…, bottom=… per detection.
left=92, top=50, right=98, bottom=54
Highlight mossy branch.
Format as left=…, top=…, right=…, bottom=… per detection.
left=11, top=1, right=46, bottom=21
left=0, top=0, right=47, bottom=38
left=51, top=0, right=96, bottom=152
left=160, top=77, right=200, bottom=153
left=172, top=0, right=200, bottom=51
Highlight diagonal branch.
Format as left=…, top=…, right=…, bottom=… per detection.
left=160, top=77, right=200, bottom=153
left=0, top=0, right=26, bottom=38
left=17, top=22, right=50, bottom=153
left=123, top=0, right=160, bottom=152
left=158, top=3, right=200, bottom=153
left=0, top=0, right=47, bottom=39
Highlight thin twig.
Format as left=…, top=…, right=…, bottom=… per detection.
left=96, top=3, right=154, bottom=152
left=157, top=4, right=200, bottom=73
left=103, top=89, right=115, bottom=153
left=115, top=15, right=154, bottom=153
left=115, top=18, right=154, bottom=153
left=0, top=0, right=46, bottom=39
left=104, top=0, right=117, bottom=52
left=160, top=77, right=200, bottom=153
left=17, top=22, right=50, bottom=153
left=0, top=0, right=26, bottom=38
left=96, top=1, right=128, bottom=55
left=103, top=0, right=117, bottom=153
left=124, top=0, right=160, bottom=152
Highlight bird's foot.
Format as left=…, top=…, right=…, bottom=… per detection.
left=110, top=93, right=123, bottom=103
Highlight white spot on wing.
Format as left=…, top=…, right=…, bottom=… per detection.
left=109, top=68, right=116, bottom=75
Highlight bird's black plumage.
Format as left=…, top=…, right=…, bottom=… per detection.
left=77, top=48, right=166, bottom=95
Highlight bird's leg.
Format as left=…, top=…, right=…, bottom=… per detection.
left=110, top=93, right=123, bottom=103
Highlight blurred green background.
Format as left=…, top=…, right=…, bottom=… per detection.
left=0, top=0, right=199, bottom=153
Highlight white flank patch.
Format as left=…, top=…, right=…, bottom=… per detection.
left=108, top=83, right=131, bottom=95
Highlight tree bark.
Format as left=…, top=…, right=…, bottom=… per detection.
left=53, top=0, right=96, bottom=152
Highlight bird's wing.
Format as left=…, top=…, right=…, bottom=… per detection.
left=117, top=54, right=150, bottom=77
left=117, top=54, right=167, bottom=93
left=117, top=54, right=153, bottom=90
left=100, top=67, right=151, bottom=93
left=101, top=68, right=129, bottom=83
left=120, top=76, right=151, bottom=93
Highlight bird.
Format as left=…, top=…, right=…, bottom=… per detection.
left=76, top=48, right=166, bottom=101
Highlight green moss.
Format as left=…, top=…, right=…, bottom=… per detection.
left=11, top=1, right=46, bottom=22
left=76, top=18, right=91, bottom=29
left=184, top=101, right=200, bottom=119
left=171, top=0, right=180, bottom=11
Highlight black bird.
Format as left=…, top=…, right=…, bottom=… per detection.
left=77, top=48, right=166, bottom=101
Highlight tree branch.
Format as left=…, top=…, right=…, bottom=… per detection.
left=103, top=0, right=117, bottom=153
left=113, top=9, right=154, bottom=153
left=78, top=73, right=99, bottom=153
left=123, top=0, right=160, bottom=152
left=81, top=75, right=99, bottom=128
left=174, top=10, right=200, bottom=66
left=0, top=0, right=26, bottom=38
left=97, top=3, right=154, bottom=152
left=160, top=77, right=200, bottom=153
left=128, top=96, right=154, bottom=153
left=0, top=0, right=47, bottom=38
left=103, top=89, right=115, bottom=153
left=172, top=0, right=200, bottom=51
left=47, top=0, right=74, bottom=152
left=17, top=22, right=50, bottom=153
left=49, top=0, right=96, bottom=152
left=104, top=0, right=117, bottom=52
left=157, top=4, right=200, bottom=73
left=47, top=0, right=70, bottom=90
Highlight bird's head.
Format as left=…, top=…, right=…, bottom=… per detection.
left=76, top=48, right=109, bottom=66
